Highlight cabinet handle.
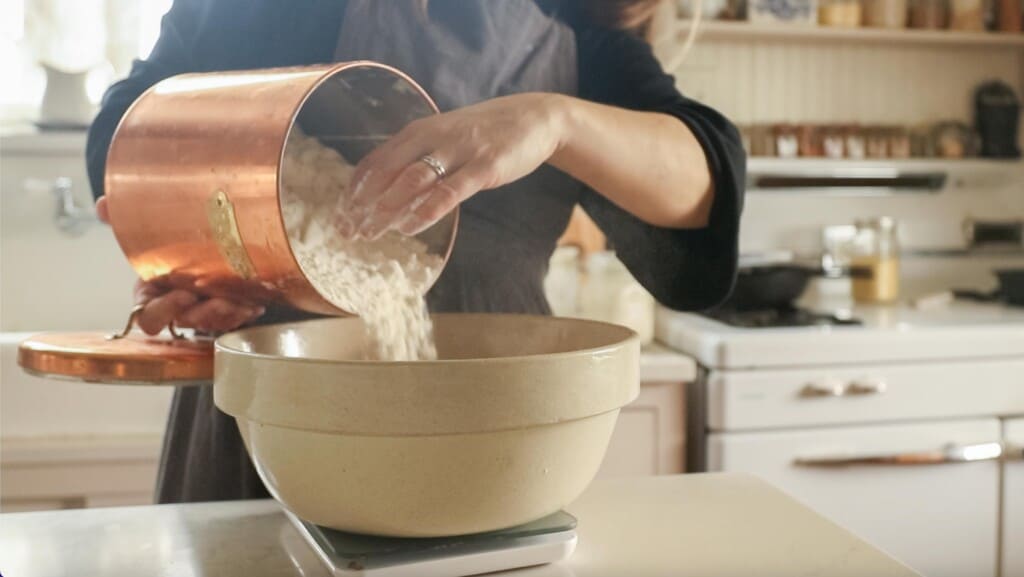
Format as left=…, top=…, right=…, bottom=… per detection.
left=845, top=379, right=887, bottom=396
left=798, top=380, right=845, bottom=398
left=794, top=442, right=1004, bottom=468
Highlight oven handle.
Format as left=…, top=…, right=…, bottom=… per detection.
left=793, top=442, right=1004, bottom=468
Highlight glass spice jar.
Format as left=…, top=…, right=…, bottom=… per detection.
left=999, top=0, right=1022, bottom=31
left=909, top=0, right=950, bottom=28
left=888, top=127, right=912, bottom=158
left=823, top=126, right=846, bottom=158
left=819, top=0, right=864, bottom=25
left=864, top=0, right=909, bottom=27
left=798, top=124, right=824, bottom=157
left=851, top=217, right=901, bottom=305
left=845, top=126, right=867, bottom=159
left=866, top=127, right=890, bottom=158
left=749, top=124, right=777, bottom=157
left=774, top=124, right=800, bottom=158
left=950, top=0, right=986, bottom=29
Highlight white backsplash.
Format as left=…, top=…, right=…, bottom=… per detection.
left=666, top=37, right=1022, bottom=126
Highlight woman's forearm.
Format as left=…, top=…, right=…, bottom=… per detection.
left=547, top=94, right=714, bottom=229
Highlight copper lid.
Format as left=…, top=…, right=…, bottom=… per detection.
left=18, top=327, right=213, bottom=386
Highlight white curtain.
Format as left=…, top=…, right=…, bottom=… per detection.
left=27, top=0, right=107, bottom=72
left=1, top=0, right=171, bottom=121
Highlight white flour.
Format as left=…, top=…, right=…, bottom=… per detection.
left=280, top=128, right=442, bottom=361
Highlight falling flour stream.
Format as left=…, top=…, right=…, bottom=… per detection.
left=281, top=128, right=443, bottom=361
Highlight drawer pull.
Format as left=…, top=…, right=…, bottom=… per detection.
left=794, top=442, right=1004, bottom=467
left=798, top=380, right=845, bottom=398
left=845, top=379, right=887, bottom=396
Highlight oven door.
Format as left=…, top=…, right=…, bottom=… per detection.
left=708, top=418, right=1001, bottom=577
left=1004, top=417, right=1024, bottom=577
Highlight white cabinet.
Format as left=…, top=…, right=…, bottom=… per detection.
left=0, top=132, right=137, bottom=331
left=1003, top=418, right=1024, bottom=577
left=597, top=380, right=686, bottom=478
left=1, top=132, right=171, bottom=513
left=709, top=418, right=1002, bottom=577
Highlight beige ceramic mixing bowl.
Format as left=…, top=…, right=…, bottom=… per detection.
left=214, top=314, right=639, bottom=537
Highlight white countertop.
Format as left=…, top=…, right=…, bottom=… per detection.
left=639, top=342, right=697, bottom=382
left=0, top=473, right=917, bottom=577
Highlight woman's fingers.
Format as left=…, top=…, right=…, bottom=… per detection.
left=397, top=163, right=497, bottom=236
left=346, top=121, right=434, bottom=217
left=95, top=196, right=110, bottom=224
left=136, top=290, right=199, bottom=335
left=356, top=150, right=464, bottom=240
left=175, top=298, right=264, bottom=334
left=133, top=281, right=264, bottom=335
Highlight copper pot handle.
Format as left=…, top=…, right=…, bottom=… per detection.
left=107, top=304, right=186, bottom=341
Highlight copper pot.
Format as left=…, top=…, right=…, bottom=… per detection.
left=105, top=62, right=457, bottom=316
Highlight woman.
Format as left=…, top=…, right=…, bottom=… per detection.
left=87, top=0, right=745, bottom=504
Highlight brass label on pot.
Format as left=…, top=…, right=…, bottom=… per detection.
left=207, top=190, right=256, bottom=279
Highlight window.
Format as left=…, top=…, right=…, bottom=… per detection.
left=1, top=0, right=173, bottom=123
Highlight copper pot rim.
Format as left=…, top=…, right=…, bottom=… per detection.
left=274, top=61, right=460, bottom=316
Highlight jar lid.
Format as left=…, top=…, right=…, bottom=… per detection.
left=17, top=307, right=213, bottom=385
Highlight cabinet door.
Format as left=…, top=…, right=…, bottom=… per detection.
left=597, top=381, right=685, bottom=478
left=708, top=418, right=1001, bottom=577
left=1003, top=418, right=1024, bottom=577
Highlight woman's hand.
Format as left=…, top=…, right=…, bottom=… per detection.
left=340, top=91, right=716, bottom=240
left=96, top=197, right=265, bottom=335
left=340, top=93, right=567, bottom=240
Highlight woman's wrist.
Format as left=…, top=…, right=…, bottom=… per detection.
left=537, top=93, right=716, bottom=229
left=542, top=93, right=579, bottom=165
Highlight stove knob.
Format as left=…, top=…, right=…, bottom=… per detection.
left=846, top=378, right=888, bottom=396
left=799, top=379, right=845, bottom=398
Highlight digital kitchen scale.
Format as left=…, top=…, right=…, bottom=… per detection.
left=285, top=510, right=578, bottom=577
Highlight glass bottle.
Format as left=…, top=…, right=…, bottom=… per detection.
left=851, top=217, right=901, bottom=304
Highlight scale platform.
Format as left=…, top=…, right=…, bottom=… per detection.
left=286, top=511, right=578, bottom=577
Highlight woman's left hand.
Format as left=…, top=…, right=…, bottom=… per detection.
left=340, top=93, right=566, bottom=240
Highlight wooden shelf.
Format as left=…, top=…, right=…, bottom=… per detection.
left=748, top=157, right=1024, bottom=170
left=680, top=19, right=1024, bottom=48
left=746, top=157, right=1024, bottom=193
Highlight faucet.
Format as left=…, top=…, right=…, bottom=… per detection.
left=30, top=177, right=98, bottom=237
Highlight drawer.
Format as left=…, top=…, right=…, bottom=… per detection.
left=707, top=418, right=1001, bottom=577
left=707, top=359, right=1024, bottom=431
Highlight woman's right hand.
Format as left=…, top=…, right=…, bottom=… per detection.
left=131, top=280, right=264, bottom=335
left=97, top=197, right=265, bottom=335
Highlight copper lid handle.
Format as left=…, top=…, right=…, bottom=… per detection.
left=107, top=304, right=186, bottom=341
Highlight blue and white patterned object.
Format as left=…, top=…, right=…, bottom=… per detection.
left=750, top=0, right=818, bottom=23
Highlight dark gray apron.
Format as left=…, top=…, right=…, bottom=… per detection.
left=156, top=0, right=583, bottom=503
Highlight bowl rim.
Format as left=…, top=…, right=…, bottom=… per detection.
left=214, top=313, right=640, bottom=365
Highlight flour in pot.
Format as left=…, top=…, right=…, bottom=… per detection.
left=280, top=128, right=443, bottom=361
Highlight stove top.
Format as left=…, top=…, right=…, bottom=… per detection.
left=656, top=301, right=1024, bottom=369
left=704, top=307, right=862, bottom=328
